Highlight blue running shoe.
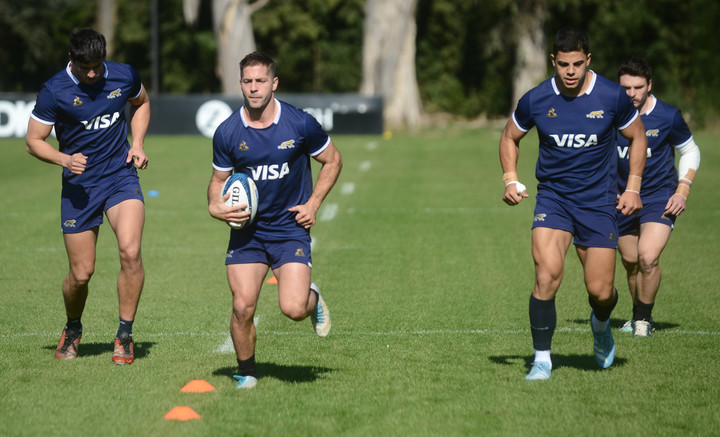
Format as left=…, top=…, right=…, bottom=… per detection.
left=525, top=361, right=552, bottom=380
left=619, top=319, right=634, bottom=333
left=310, top=282, right=331, bottom=337
left=591, top=311, right=615, bottom=369
left=233, top=375, right=258, bottom=389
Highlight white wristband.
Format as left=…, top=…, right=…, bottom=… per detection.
left=506, top=181, right=527, bottom=195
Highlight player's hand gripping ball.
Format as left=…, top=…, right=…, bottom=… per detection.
left=221, top=173, right=258, bottom=230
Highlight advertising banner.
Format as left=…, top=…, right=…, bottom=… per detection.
left=0, top=93, right=383, bottom=138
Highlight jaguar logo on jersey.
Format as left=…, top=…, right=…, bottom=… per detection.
left=238, top=141, right=249, bottom=151
left=278, top=139, right=296, bottom=150
left=547, top=108, right=557, bottom=118
left=586, top=110, right=605, bottom=119
left=107, top=88, right=122, bottom=99
left=73, top=97, right=83, bottom=107
left=249, top=162, right=290, bottom=181
left=646, top=129, right=659, bottom=137
left=533, top=213, right=547, bottom=222
left=549, top=133, right=598, bottom=148
left=63, top=219, right=77, bottom=228
left=295, top=248, right=306, bottom=257
left=81, top=112, right=121, bottom=130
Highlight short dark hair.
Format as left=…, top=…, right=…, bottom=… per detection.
left=617, top=57, right=652, bottom=82
left=239, top=51, right=276, bottom=78
left=69, top=28, right=106, bottom=63
left=552, top=26, right=590, bottom=55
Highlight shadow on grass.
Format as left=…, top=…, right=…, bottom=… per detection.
left=213, top=362, right=334, bottom=384
left=568, top=317, right=679, bottom=331
left=489, top=353, right=627, bottom=373
left=43, top=341, right=156, bottom=360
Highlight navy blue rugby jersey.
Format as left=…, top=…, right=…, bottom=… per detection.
left=30, top=62, right=143, bottom=186
left=212, top=99, right=331, bottom=238
left=513, top=71, right=638, bottom=207
left=616, top=96, right=692, bottom=202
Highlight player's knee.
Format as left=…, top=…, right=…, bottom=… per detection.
left=535, top=268, right=563, bottom=290
left=621, top=258, right=638, bottom=274
left=638, top=253, right=660, bottom=273
left=279, top=302, right=307, bottom=321
left=68, top=266, right=94, bottom=287
left=118, top=246, right=142, bottom=270
left=232, top=299, right=256, bottom=322
left=588, top=284, right=614, bottom=302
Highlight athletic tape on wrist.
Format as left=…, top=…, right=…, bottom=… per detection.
left=626, top=174, right=642, bottom=192
left=506, top=181, right=527, bottom=195
left=675, top=182, right=690, bottom=198
left=502, top=171, right=518, bottom=186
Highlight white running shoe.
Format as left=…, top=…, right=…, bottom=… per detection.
left=633, top=320, right=652, bottom=337
left=525, top=361, right=552, bottom=380
left=310, top=282, right=331, bottom=337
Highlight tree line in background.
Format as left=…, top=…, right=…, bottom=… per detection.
left=1, top=0, right=718, bottom=127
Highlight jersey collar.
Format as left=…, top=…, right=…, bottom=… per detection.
left=240, top=98, right=282, bottom=128
left=65, top=61, right=110, bottom=85
left=642, top=94, right=657, bottom=116
left=550, top=69, right=597, bottom=96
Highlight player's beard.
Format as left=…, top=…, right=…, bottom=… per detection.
left=244, top=93, right=271, bottom=112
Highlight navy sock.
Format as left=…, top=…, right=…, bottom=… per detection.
left=529, top=295, right=556, bottom=351
left=66, top=317, right=82, bottom=334
left=117, top=318, right=134, bottom=338
left=237, top=355, right=256, bottom=378
left=633, top=300, right=654, bottom=321
left=589, top=288, right=618, bottom=321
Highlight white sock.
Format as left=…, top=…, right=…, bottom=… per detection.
left=534, top=350, right=552, bottom=368
left=591, top=313, right=609, bottom=332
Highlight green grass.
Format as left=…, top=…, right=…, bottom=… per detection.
left=1, top=126, right=719, bottom=436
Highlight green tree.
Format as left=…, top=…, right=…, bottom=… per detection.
left=252, top=0, right=365, bottom=93
left=0, top=0, right=94, bottom=92
left=416, top=0, right=516, bottom=117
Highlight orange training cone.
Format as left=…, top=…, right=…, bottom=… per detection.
left=181, top=380, right=215, bottom=393
left=164, top=406, right=201, bottom=421
left=266, top=276, right=278, bottom=284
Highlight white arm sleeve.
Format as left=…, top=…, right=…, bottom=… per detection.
left=676, top=138, right=700, bottom=183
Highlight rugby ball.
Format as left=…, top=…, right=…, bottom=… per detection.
left=221, top=173, right=258, bottom=230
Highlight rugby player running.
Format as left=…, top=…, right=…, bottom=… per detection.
left=615, top=57, right=701, bottom=337
left=26, top=28, right=150, bottom=365
left=498, top=27, right=647, bottom=380
left=207, top=52, right=342, bottom=389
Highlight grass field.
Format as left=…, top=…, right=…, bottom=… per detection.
left=1, top=126, right=719, bottom=436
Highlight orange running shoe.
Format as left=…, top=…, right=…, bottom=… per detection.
left=55, top=328, right=82, bottom=360
left=112, top=331, right=134, bottom=365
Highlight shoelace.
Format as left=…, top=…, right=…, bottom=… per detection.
left=314, top=304, right=325, bottom=323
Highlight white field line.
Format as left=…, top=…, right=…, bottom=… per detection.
left=4, top=326, right=718, bottom=340
left=340, top=182, right=355, bottom=195
left=358, top=160, right=372, bottom=172
left=318, top=203, right=338, bottom=222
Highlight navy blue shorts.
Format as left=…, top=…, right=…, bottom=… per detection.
left=60, top=171, right=144, bottom=233
left=617, top=199, right=676, bottom=236
left=226, top=231, right=312, bottom=269
left=532, top=196, right=618, bottom=248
